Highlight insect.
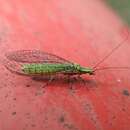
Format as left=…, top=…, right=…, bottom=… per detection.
left=4, top=50, right=94, bottom=76
left=3, top=29, right=130, bottom=86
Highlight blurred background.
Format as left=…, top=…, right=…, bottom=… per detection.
left=106, top=0, right=130, bottom=25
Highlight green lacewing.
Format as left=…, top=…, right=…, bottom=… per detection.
left=4, top=50, right=94, bottom=76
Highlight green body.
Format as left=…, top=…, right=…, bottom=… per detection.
left=22, top=63, right=94, bottom=75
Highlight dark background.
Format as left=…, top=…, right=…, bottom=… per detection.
left=106, top=0, right=130, bottom=25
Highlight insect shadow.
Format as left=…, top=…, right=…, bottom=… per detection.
left=31, top=74, right=97, bottom=89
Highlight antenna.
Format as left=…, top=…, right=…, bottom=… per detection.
left=94, top=67, right=130, bottom=72
left=93, top=28, right=129, bottom=69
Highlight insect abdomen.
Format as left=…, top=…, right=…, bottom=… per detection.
left=22, top=63, right=74, bottom=75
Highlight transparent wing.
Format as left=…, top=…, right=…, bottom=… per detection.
left=4, top=50, right=73, bottom=76
left=3, top=59, right=57, bottom=76
left=3, top=59, right=28, bottom=76
left=5, top=50, right=72, bottom=64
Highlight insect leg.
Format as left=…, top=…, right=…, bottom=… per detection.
left=65, top=75, right=76, bottom=89
left=42, top=75, right=55, bottom=88
left=77, top=75, right=86, bottom=86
